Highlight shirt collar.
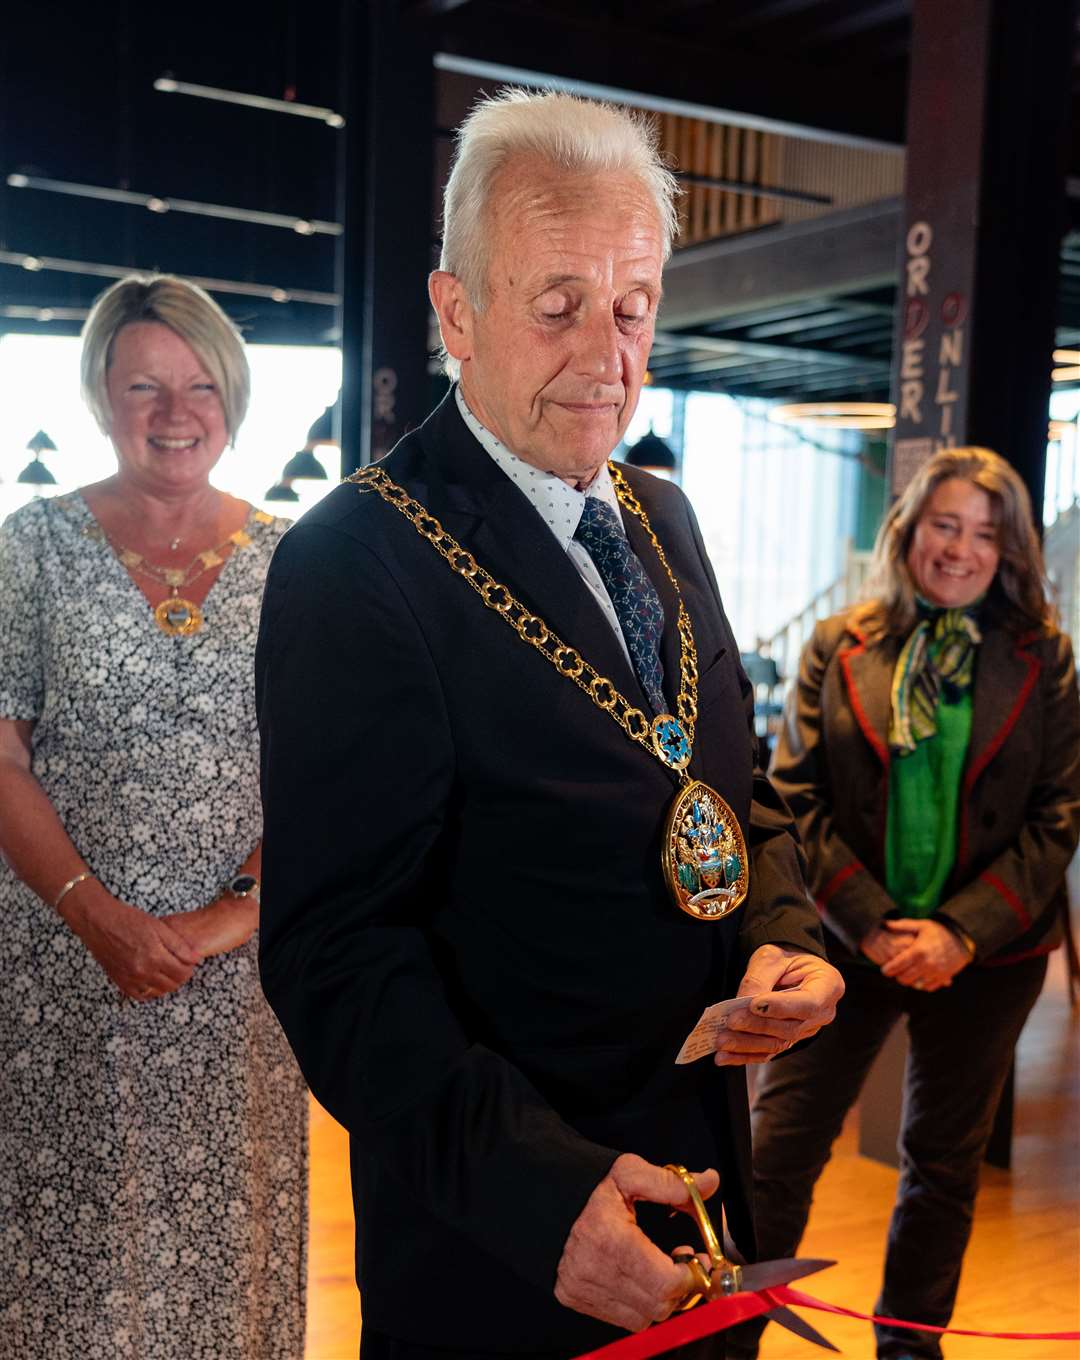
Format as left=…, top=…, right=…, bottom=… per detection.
left=455, top=385, right=621, bottom=550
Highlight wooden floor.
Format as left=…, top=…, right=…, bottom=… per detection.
left=306, top=950, right=1080, bottom=1360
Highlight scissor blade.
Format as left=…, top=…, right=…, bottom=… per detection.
left=740, top=1257, right=835, bottom=1290
left=765, top=1303, right=840, bottom=1352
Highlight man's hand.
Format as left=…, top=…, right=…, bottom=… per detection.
left=879, top=918, right=971, bottom=991
left=554, top=1155, right=719, bottom=1332
left=859, top=923, right=916, bottom=966
left=714, top=944, right=844, bottom=1066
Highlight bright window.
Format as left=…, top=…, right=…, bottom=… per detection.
left=0, top=334, right=341, bottom=525
left=681, top=392, right=860, bottom=652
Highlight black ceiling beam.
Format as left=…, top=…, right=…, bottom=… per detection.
left=431, top=5, right=906, bottom=148
left=771, top=315, right=894, bottom=345
left=693, top=299, right=837, bottom=331
left=811, top=324, right=894, bottom=349
left=803, top=0, right=911, bottom=45
left=652, top=326, right=885, bottom=370
left=716, top=365, right=892, bottom=397
left=742, top=308, right=861, bottom=339
left=659, top=198, right=903, bottom=331
left=622, top=0, right=724, bottom=22
left=672, top=170, right=832, bottom=207
left=709, top=355, right=892, bottom=384
left=710, top=0, right=841, bottom=36
left=402, top=0, right=474, bottom=14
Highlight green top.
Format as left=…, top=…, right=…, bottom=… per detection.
left=885, top=679, right=973, bottom=916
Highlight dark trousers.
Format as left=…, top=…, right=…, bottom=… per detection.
left=727, top=955, right=1046, bottom=1360
left=360, top=1328, right=725, bottom=1359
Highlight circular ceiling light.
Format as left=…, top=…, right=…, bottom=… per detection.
left=769, top=402, right=896, bottom=430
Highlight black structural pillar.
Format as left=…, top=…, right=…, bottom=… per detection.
left=888, top=0, right=1075, bottom=511
left=337, top=1, right=436, bottom=473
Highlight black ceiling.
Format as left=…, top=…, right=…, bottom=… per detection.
left=2, top=0, right=1079, bottom=401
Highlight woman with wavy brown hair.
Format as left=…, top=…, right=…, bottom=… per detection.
left=729, top=447, right=1079, bottom=1360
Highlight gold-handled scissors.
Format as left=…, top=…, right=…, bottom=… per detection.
left=665, top=1164, right=839, bottom=1351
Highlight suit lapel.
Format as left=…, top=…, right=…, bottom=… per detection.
left=419, top=395, right=646, bottom=706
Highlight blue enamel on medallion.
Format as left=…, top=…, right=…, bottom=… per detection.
left=654, top=717, right=691, bottom=769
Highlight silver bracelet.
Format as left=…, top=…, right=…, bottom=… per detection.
left=53, top=871, right=93, bottom=911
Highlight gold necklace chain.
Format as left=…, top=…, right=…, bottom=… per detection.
left=114, top=526, right=255, bottom=591
left=348, top=462, right=700, bottom=776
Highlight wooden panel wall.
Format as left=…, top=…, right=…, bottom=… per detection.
left=659, top=113, right=783, bottom=247
left=655, top=111, right=905, bottom=248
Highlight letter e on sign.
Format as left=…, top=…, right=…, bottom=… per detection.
left=901, top=339, right=925, bottom=380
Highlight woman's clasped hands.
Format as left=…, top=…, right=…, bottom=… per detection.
left=862, top=917, right=973, bottom=991
left=58, top=879, right=256, bottom=1002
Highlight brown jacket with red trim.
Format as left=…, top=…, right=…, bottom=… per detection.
left=770, top=612, right=1080, bottom=966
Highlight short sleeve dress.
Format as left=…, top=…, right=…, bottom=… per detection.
left=0, top=492, right=307, bottom=1360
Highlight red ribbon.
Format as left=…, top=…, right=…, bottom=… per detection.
left=573, top=1286, right=1080, bottom=1359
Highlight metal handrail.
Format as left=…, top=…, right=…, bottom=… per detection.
left=755, top=540, right=873, bottom=688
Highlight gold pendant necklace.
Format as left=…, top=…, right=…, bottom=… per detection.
left=349, top=462, right=749, bottom=922
left=153, top=593, right=205, bottom=636
left=104, top=514, right=272, bottom=637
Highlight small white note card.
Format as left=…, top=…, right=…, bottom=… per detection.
left=675, top=997, right=755, bottom=1064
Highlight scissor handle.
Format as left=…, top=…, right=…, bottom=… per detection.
left=665, top=1163, right=744, bottom=1303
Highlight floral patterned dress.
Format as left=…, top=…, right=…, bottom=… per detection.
left=0, top=492, right=307, bottom=1360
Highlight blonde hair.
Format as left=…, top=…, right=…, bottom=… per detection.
left=440, top=87, right=678, bottom=319
left=80, top=274, right=250, bottom=443
left=852, top=446, right=1055, bottom=640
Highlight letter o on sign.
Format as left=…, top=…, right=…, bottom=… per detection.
left=906, top=221, right=933, bottom=256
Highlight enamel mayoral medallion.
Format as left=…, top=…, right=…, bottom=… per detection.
left=663, top=779, right=750, bottom=921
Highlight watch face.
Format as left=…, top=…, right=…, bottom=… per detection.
left=230, top=874, right=258, bottom=897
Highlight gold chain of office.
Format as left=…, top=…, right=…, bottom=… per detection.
left=347, top=462, right=700, bottom=773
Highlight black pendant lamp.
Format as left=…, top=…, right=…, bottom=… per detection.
left=281, top=447, right=328, bottom=480
left=17, top=429, right=58, bottom=485
left=264, top=480, right=300, bottom=502
left=306, top=403, right=338, bottom=447
left=624, top=428, right=677, bottom=474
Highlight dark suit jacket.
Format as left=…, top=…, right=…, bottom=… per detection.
left=771, top=612, right=1080, bottom=966
left=255, top=391, right=825, bottom=1353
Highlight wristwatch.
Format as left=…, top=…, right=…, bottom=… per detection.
left=225, top=873, right=261, bottom=904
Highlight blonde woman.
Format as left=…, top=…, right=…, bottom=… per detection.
left=0, top=275, right=306, bottom=1359
left=730, top=447, right=1080, bottom=1360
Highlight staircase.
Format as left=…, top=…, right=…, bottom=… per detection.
left=755, top=540, right=873, bottom=688
left=1044, top=498, right=1080, bottom=653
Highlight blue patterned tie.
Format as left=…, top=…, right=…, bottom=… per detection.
left=574, top=496, right=667, bottom=714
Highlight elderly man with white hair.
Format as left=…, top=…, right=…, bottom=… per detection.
left=256, top=89, right=843, bottom=1359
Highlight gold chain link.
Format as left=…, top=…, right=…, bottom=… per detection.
left=347, top=463, right=699, bottom=768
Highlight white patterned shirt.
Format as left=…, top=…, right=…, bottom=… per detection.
left=455, top=386, right=631, bottom=664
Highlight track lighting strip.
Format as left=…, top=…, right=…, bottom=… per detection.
left=0, top=250, right=339, bottom=306
left=7, top=173, right=341, bottom=237
left=154, top=76, right=345, bottom=128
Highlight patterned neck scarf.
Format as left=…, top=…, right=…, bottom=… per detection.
left=889, top=600, right=983, bottom=756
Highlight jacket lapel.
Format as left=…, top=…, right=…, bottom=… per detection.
left=837, top=626, right=897, bottom=771
left=965, top=627, right=1042, bottom=784
left=418, top=395, right=646, bottom=706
